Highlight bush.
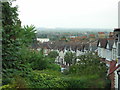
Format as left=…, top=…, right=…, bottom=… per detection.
left=1, top=69, right=109, bottom=89
left=46, top=64, right=61, bottom=71
left=62, top=74, right=107, bottom=88
left=25, top=70, right=68, bottom=88
left=69, top=53, right=107, bottom=77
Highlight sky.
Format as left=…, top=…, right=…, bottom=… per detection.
left=12, top=0, right=120, bottom=29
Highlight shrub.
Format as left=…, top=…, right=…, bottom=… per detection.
left=25, top=70, right=67, bottom=88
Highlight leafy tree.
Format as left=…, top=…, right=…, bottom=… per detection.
left=2, top=1, right=37, bottom=85
left=18, top=25, right=36, bottom=46
left=69, top=53, right=107, bottom=77
left=2, top=1, right=21, bottom=85
left=2, top=1, right=21, bottom=69
left=64, top=52, right=76, bottom=66
left=23, top=49, right=60, bottom=71
left=2, top=0, right=37, bottom=67
left=48, top=51, right=58, bottom=58
left=68, top=53, right=110, bottom=88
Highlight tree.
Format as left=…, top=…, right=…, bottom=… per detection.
left=48, top=51, right=58, bottom=59
left=2, top=1, right=37, bottom=85
left=2, top=0, right=37, bottom=68
left=69, top=53, right=107, bottom=77
left=2, top=1, right=21, bottom=69
left=18, top=25, right=36, bottom=46
left=64, top=52, right=76, bottom=66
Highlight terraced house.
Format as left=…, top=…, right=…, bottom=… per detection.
left=97, top=29, right=120, bottom=89
left=34, top=29, right=120, bottom=89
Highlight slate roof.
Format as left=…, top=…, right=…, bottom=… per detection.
left=107, top=39, right=114, bottom=50
left=77, top=44, right=84, bottom=51
left=38, top=39, right=101, bottom=52
left=90, top=41, right=98, bottom=51
left=84, top=43, right=89, bottom=50
left=97, top=39, right=108, bottom=48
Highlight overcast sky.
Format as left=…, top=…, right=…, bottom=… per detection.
left=12, top=0, right=120, bottom=29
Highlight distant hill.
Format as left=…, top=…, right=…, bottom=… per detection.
left=36, top=27, right=113, bottom=32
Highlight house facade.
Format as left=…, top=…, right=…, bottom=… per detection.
left=34, top=29, right=119, bottom=89
left=97, top=29, right=120, bottom=89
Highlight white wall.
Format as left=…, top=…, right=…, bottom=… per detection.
left=98, top=42, right=101, bottom=57
left=98, top=47, right=101, bottom=57
left=76, top=50, right=80, bottom=56
left=114, top=71, right=118, bottom=88
left=71, top=50, right=75, bottom=53
left=112, top=48, right=117, bottom=61
left=104, top=49, right=107, bottom=59
left=37, top=38, right=49, bottom=43
left=101, top=48, right=105, bottom=58
left=64, top=49, right=68, bottom=55
left=106, top=49, right=112, bottom=61
left=58, top=51, right=65, bottom=64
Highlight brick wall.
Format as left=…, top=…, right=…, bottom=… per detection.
left=109, top=72, right=115, bottom=89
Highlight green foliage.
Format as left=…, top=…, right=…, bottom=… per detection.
left=48, top=51, right=59, bottom=58
left=18, top=25, right=36, bottom=46
left=69, top=53, right=107, bottom=77
left=16, top=47, right=61, bottom=71
left=2, top=1, right=21, bottom=69
left=64, top=52, right=76, bottom=65
left=20, top=70, right=67, bottom=88
left=2, top=1, right=36, bottom=69
left=2, top=70, right=107, bottom=89
left=67, top=53, right=109, bottom=88
left=2, top=1, right=37, bottom=86
left=27, top=50, right=47, bottom=70
left=2, top=2, right=22, bottom=85
left=46, top=63, right=61, bottom=71
left=61, top=74, right=108, bottom=88
left=2, top=1, right=109, bottom=89
left=0, top=84, right=16, bottom=89
left=8, top=70, right=106, bottom=88
left=64, top=53, right=109, bottom=88
left=2, top=68, right=108, bottom=89
left=34, top=69, right=62, bottom=76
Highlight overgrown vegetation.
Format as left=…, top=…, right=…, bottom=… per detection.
left=69, top=53, right=107, bottom=76
left=1, top=1, right=110, bottom=89
left=64, top=52, right=76, bottom=66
